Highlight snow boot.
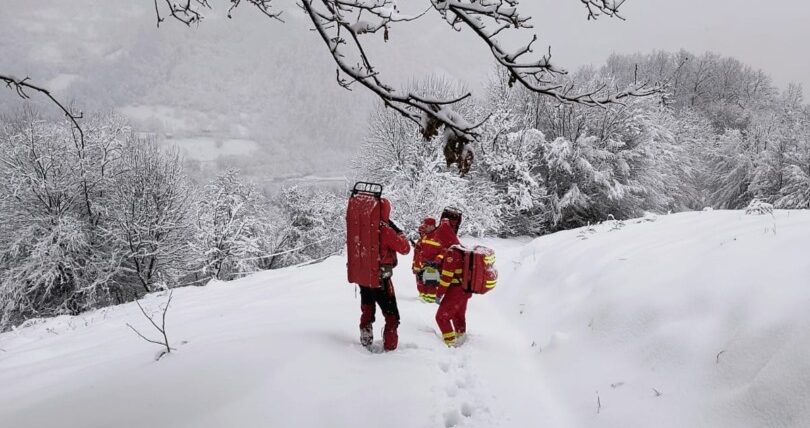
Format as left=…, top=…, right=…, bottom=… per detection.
left=383, top=314, right=399, bottom=351
left=360, top=326, right=373, bottom=347
left=442, top=331, right=456, bottom=347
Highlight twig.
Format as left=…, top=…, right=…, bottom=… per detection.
left=0, top=74, right=85, bottom=149
left=716, top=350, right=726, bottom=364
left=126, top=291, right=174, bottom=360
left=596, top=391, right=602, bottom=414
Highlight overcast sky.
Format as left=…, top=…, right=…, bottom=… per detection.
left=1, top=0, right=808, bottom=180
left=370, top=0, right=810, bottom=96
left=529, top=0, right=810, bottom=92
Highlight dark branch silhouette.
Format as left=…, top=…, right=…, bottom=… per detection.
left=153, top=0, right=662, bottom=141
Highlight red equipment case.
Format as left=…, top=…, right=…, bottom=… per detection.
left=346, top=182, right=383, bottom=288
left=457, top=245, right=498, bottom=294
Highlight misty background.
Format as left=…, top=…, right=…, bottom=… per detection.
left=1, top=0, right=808, bottom=192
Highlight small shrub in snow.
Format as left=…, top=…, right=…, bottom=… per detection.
left=744, top=199, right=774, bottom=215
left=126, top=291, right=174, bottom=361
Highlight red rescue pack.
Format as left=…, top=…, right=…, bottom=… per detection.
left=456, top=245, right=498, bottom=294
left=346, top=182, right=383, bottom=288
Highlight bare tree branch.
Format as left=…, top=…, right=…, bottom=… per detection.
left=0, top=74, right=85, bottom=148
left=126, top=290, right=174, bottom=360
left=153, top=0, right=662, bottom=143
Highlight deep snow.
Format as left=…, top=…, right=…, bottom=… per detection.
left=1, top=210, right=808, bottom=428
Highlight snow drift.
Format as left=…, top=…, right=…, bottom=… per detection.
left=1, top=210, right=808, bottom=427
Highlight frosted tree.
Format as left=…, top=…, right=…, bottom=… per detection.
left=270, top=186, right=345, bottom=268
left=777, top=162, right=810, bottom=208
left=478, top=128, right=550, bottom=235
left=706, top=129, right=757, bottom=209
left=0, top=113, right=128, bottom=327
left=482, top=68, right=680, bottom=229
left=773, top=85, right=810, bottom=208
left=355, top=76, right=502, bottom=236
left=191, top=170, right=269, bottom=281
left=107, top=136, right=196, bottom=295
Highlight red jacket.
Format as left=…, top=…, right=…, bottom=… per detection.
left=434, top=219, right=462, bottom=299
left=379, top=198, right=410, bottom=266
left=437, top=247, right=464, bottom=299
left=380, top=224, right=410, bottom=265
left=434, top=219, right=460, bottom=261
left=414, top=228, right=442, bottom=269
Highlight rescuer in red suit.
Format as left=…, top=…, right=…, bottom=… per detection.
left=360, top=198, right=410, bottom=351
left=434, top=246, right=472, bottom=347
left=433, top=210, right=470, bottom=347
left=413, top=217, right=442, bottom=303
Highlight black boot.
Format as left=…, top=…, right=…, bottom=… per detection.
left=360, top=326, right=373, bottom=347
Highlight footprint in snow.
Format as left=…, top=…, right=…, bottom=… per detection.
left=443, top=409, right=461, bottom=428
left=460, top=402, right=473, bottom=418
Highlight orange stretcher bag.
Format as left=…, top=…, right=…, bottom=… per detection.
left=346, top=182, right=383, bottom=288
left=456, top=245, right=498, bottom=294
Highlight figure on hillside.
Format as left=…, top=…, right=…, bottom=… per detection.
left=361, top=199, right=410, bottom=351
left=413, top=217, right=441, bottom=303
left=346, top=183, right=411, bottom=352
left=432, top=207, right=470, bottom=347
left=435, top=245, right=472, bottom=347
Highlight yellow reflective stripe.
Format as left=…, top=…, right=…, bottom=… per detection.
left=442, top=332, right=456, bottom=339
left=485, top=280, right=497, bottom=288
left=451, top=279, right=460, bottom=284
left=441, top=270, right=454, bottom=277
left=439, top=280, right=450, bottom=287
left=421, top=239, right=441, bottom=247
left=454, top=269, right=463, bottom=274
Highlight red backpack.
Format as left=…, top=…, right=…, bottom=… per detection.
left=346, top=182, right=383, bottom=288
left=455, top=245, right=498, bottom=294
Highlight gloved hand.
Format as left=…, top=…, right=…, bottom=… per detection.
left=423, top=260, right=439, bottom=270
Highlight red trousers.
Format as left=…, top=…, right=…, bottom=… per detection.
left=435, top=286, right=471, bottom=340
left=359, top=279, right=400, bottom=351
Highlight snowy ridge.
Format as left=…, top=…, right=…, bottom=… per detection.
left=1, top=210, right=809, bottom=427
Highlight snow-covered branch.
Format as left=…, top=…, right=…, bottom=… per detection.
left=0, top=74, right=85, bottom=149
left=154, top=0, right=662, bottom=162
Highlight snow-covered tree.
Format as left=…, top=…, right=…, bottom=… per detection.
left=354, top=77, right=502, bottom=236
left=270, top=186, right=345, bottom=268
left=0, top=113, right=128, bottom=328
left=191, top=170, right=270, bottom=281
left=107, top=136, right=195, bottom=295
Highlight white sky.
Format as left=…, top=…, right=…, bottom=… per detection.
left=378, top=0, right=810, bottom=96
left=1, top=0, right=807, bottom=178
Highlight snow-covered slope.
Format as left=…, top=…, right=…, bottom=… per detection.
left=1, top=210, right=808, bottom=427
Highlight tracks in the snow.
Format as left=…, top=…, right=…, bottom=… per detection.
left=437, top=348, right=494, bottom=427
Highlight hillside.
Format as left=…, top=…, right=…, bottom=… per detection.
left=1, top=210, right=808, bottom=427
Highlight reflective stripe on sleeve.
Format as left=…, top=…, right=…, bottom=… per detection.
left=421, top=239, right=441, bottom=247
